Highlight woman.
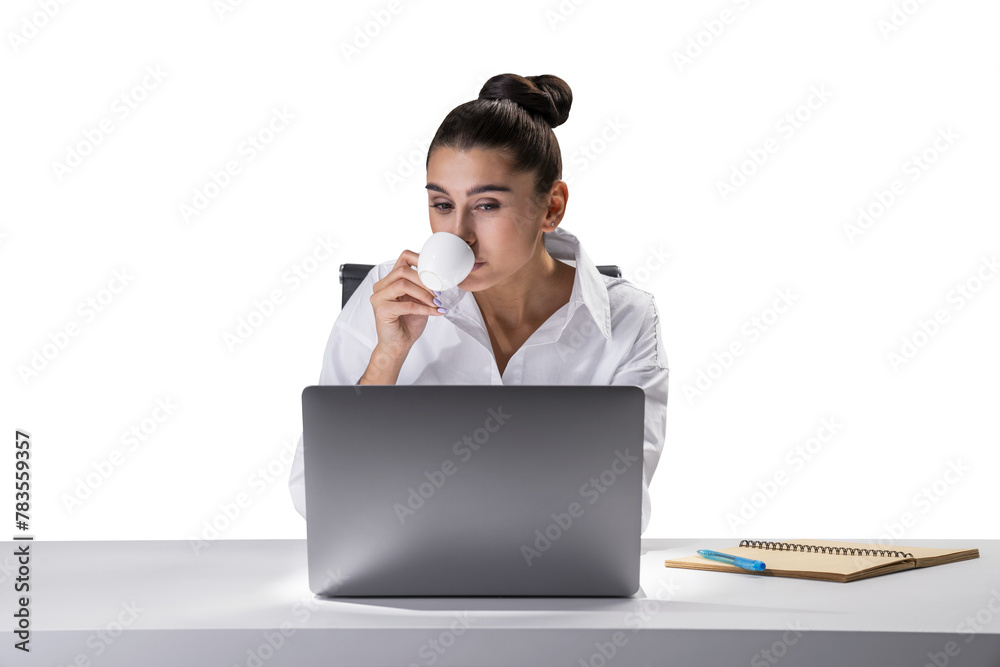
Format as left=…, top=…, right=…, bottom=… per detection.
left=289, top=73, right=668, bottom=534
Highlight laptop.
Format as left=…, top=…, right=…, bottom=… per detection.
left=301, top=384, right=645, bottom=597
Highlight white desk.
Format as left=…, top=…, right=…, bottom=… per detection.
left=2, top=538, right=998, bottom=666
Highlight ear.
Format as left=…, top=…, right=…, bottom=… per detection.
left=542, top=180, right=568, bottom=226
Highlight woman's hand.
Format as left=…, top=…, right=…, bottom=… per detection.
left=370, top=249, right=445, bottom=360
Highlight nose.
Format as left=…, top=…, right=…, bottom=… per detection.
left=450, top=211, right=476, bottom=245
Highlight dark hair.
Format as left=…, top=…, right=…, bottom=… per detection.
left=426, top=73, right=573, bottom=202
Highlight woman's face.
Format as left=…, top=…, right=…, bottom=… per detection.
left=426, top=146, right=555, bottom=290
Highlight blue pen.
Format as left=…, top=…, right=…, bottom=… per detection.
left=698, top=549, right=766, bottom=572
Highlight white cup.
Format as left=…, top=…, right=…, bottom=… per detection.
left=416, top=232, right=475, bottom=291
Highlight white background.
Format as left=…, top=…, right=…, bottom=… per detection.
left=2, top=0, right=997, bottom=543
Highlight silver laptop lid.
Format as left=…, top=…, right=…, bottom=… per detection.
left=302, top=385, right=644, bottom=596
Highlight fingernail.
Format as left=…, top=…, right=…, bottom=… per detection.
left=433, top=297, right=442, bottom=307
left=434, top=290, right=441, bottom=296
left=437, top=307, right=447, bottom=313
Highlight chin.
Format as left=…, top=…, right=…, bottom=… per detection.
left=458, top=275, right=486, bottom=291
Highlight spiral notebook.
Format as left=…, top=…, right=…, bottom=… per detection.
left=663, top=539, right=980, bottom=583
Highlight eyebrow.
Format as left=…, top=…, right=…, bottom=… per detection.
left=425, top=183, right=512, bottom=197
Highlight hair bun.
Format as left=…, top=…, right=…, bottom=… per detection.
left=478, top=73, right=572, bottom=128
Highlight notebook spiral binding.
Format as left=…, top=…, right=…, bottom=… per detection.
left=739, top=539, right=914, bottom=559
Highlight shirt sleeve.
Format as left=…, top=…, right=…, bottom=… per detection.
left=609, top=292, right=669, bottom=536
left=288, top=264, right=382, bottom=519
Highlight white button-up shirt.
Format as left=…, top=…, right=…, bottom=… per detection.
left=288, top=227, right=669, bottom=534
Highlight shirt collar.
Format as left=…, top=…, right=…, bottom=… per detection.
left=543, top=226, right=613, bottom=341
left=440, top=226, right=613, bottom=341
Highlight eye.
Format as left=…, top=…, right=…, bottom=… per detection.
left=430, top=202, right=499, bottom=212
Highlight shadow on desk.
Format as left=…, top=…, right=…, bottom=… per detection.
left=312, top=538, right=846, bottom=612
left=322, top=593, right=826, bottom=615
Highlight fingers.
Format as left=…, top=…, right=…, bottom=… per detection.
left=391, top=249, right=418, bottom=273
left=375, top=250, right=438, bottom=300
left=372, top=277, right=443, bottom=315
